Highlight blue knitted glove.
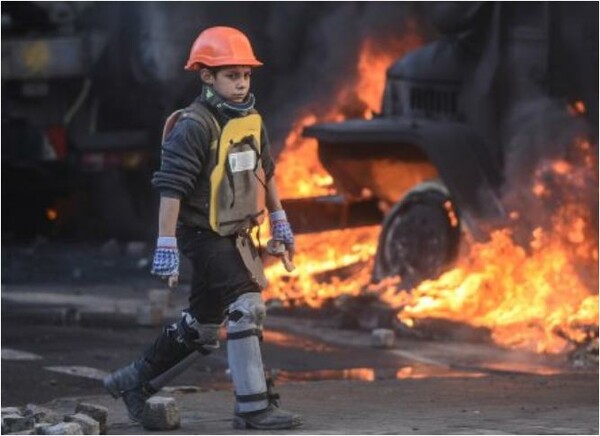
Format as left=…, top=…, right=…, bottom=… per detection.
left=269, top=210, right=295, bottom=258
left=151, top=236, right=179, bottom=279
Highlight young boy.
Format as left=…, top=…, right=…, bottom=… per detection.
left=103, top=26, right=302, bottom=430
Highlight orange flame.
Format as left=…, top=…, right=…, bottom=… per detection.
left=266, top=28, right=424, bottom=307
left=276, top=22, right=423, bottom=199
left=378, top=136, right=598, bottom=354
left=267, top=25, right=598, bottom=356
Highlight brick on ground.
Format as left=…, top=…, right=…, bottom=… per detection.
left=64, top=414, right=100, bottom=435
left=24, top=404, right=62, bottom=425
left=371, top=328, right=395, bottom=348
left=43, top=422, right=83, bottom=435
left=2, top=414, right=35, bottom=433
left=1, top=407, right=22, bottom=416
left=75, top=403, right=108, bottom=434
left=142, top=396, right=180, bottom=431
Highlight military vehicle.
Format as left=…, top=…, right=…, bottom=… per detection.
left=304, top=2, right=598, bottom=288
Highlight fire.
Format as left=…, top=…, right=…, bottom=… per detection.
left=275, top=22, right=423, bottom=199
left=266, top=27, right=423, bottom=303
left=267, top=22, right=598, bottom=356
left=378, top=136, right=598, bottom=354
left=274, top=115, right=335, bottom=198
left=264, top=226, right=379, bottom=308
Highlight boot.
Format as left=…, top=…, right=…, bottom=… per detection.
left=232, top=371, right=302, bottom=430
left=103, top=360, right=156, bottom=423
left=233, top=405, right=303, bottom=430
left=104, top=326, right=193, bottom=423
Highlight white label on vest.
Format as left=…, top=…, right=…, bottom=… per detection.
left=229, top=150, right=256, bottom=173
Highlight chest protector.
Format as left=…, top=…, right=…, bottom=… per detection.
left=163, top=103, right=266, bottom=236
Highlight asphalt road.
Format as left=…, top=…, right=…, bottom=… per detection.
left=1, top=242, right=598, bottom=434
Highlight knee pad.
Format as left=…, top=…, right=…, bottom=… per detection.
left=227, top=292, right=266, bottom=336
left=173, top=311, right=221, bottom=355
left=227, top=293, right=268, bottom=413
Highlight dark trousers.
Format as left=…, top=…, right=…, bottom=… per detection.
left=177, top=225, right=261, bottom=324
left=140, top=226, right=261, bottom=376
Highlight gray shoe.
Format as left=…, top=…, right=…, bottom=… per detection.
left=103, top=362, right=156, bottom=423
left=233, top=405, right=303, bottom=430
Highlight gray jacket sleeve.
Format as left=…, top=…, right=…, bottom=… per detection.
left=152, top=118, right=209, bottom=199
left=260, top=123, right=276, bottom=181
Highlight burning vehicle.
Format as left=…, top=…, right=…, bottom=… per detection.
left=265, top=2, right=598, bottom=357
left=303, top=2, right=597, bottom=286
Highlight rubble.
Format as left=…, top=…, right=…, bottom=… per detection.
left=142, top=397, right=180, bottom=431
left=2, top=407, right=22, bottom=416
left=8, top=429, right=36, bottom=435
left=75, top=403, right=108, bottom=434
left=64, top=414, right=100, bottom=435
left=328, top=294, right=396, bottom=330
left=43, top=422, right=83, bottom=435
left=371, top=328, right=395, bottom=348
left=2, top=414, right=34, bottom=434
left=34, top=423, right=54, bottom=434
left=23, top=404, right=62, bottom=425
left=2, top=402, right=109, bottom=435
left=569, top=333, right=599, bottom=368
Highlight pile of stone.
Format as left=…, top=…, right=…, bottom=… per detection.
left=1, top=402, right=107, bottom=435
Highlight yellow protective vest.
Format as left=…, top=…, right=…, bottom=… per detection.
left=162, top=103, right=266, bottom=236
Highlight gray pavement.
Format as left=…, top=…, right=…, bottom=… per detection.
left=44, top=374, right=598, bottom=434
left=2, top=283, right=598, bottom=434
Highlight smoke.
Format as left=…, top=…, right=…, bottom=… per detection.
left=500, top=98, right=599, bottom=291
left=77, top=3, right=431, bottom=150
left=255, top=2, right=431, bottom=151
left=501, top=99, right=598, bottom=234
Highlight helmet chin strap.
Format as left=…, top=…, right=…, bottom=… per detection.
left=202, top=85, right=256, bottom=117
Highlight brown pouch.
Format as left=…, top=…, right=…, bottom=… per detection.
left=235, top=234, right=268, bottom=289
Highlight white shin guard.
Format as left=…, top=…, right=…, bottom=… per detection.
left=227, top=293, right=269, bottom=413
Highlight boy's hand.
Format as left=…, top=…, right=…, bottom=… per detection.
left=151, top=236, right=179, bottom=288
left=266, top=240, right=295, bottom=272
left=267, top=210, right=295, bottom=271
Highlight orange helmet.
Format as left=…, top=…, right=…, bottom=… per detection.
left=185, top=26, right=263, bottom=70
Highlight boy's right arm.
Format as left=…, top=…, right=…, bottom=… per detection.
left=150, top=118, right=208, bottom=285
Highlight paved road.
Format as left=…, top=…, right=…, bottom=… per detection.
left=2, top=282, right=598, bottom=434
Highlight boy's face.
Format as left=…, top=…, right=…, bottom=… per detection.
left=201, top=66, right=252, bottom=104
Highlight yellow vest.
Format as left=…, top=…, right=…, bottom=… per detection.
left=162, top=103, right=266, bottom=236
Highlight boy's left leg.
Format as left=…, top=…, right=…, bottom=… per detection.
left=226, top=292, right=303, bottom=429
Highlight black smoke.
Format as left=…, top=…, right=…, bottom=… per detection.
left=78, top=2, right=432, bottom=154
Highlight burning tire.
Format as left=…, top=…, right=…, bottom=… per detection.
left=373, top=181, right=460, bottom=290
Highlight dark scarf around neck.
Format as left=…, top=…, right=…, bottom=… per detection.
left=201, top=85, right=256, bottom=118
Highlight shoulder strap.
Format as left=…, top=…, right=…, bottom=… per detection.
left=184, top=102, right=221, bottom=146
left=161, top=102, right=221, bottom=147
left=162, top=109, right=185, bottom=143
